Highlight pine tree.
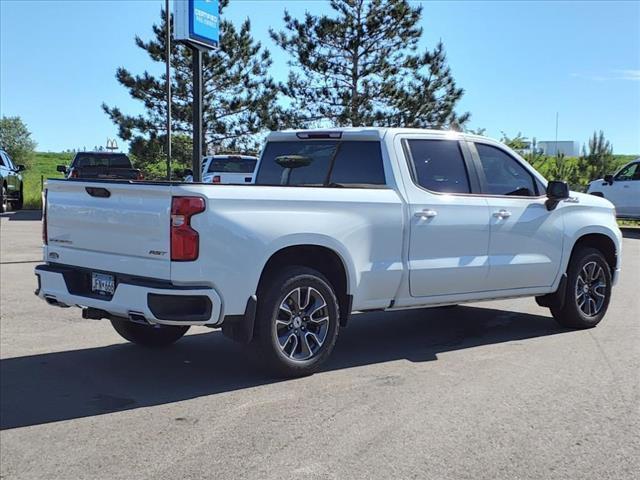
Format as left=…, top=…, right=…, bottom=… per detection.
left=270, top=0, right=469, bottom=129
left=578, top=130, right=615, bottom=181
left=103, top=3, right=281, bottom=162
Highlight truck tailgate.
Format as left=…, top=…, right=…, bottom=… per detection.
left=45, top=180, right=172, bottom=280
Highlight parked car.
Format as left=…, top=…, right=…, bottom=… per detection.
left=587, top=159, right=640, bottom=219
left=0, top=148, right=25, bottom=213
left=36, top=128, right=622, bottom=377
left=57, top=152, right=143, bottom=180
left=183, top=155, right=258, bottom=184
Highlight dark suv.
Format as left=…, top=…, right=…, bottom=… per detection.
left=0, top=149, right=25, bottom=213
left=58, top=152, right=143, bottom=180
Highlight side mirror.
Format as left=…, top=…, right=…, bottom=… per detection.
left=604, top=174, right=614, bottom=185
left=16, top=164, right=26, bottom=172
left=545, top=180, right=570, bottom=211
left=56, top=165, right=68, bottom=173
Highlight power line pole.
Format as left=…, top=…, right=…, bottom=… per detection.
left=165, top=0, right=172, bottom=180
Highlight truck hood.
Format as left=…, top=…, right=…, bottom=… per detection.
left=571, top=190, right=615, bottom=211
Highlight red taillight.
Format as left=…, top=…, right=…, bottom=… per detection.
left=42, top=189, right=48, bottom=245
left=170, top=196, right=205, bottom=261
left=212, top=175, right=221, bottom=183
left=136, top=171, right=144, bottom=180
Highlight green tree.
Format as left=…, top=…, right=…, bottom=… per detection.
left=270, top=0, right=469, bottom=128
left=578, top=130, right=615, bottom=181
left=0, top=116, right=36, bottom=166
left=103, top=3, right=281, bottom=167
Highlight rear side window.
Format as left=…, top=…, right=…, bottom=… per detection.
left=406, top=139, right=471, bottom=194
left=475, top=144, right=538, bottom=196
left=207, top=158, right=257, bottom=174
left=255, top=141, right=386, bottom=187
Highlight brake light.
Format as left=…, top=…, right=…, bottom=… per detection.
left=42, top=189, right=48, bottom=245
left=212, top=175, right=221, bottom=183
left=171, top=196, right=205, bottom=261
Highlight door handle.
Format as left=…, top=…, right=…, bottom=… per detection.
left=415, top=209, right=437, bottom=219
left=493, top=209, right=512, bottom=219
left=623, top=185, right=630, bottom=188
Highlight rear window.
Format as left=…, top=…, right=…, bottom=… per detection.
left=73, top=153, right=131, bottom=168
left=207, top=158, right=257, bottom=174
left=255, top=141, right=386, bottom=187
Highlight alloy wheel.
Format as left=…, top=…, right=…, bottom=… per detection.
left=575, top=261, right=607, bottom=317
left=275, top=286, right=330, bottom=361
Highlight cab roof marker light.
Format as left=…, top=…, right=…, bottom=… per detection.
left=296, top=131, right=343, bottom=139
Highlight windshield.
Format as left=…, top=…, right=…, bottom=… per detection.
left=207, top=158, right=257, bottom=174
left=73, top=153, right=131, bottom=168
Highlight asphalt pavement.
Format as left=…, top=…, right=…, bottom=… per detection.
left=1, top=210, right=638, bottom=480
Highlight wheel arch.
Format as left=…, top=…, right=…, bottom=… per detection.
left=257, top=243, right=353, bottom=327
left=568, top=232, right=618, bottom=277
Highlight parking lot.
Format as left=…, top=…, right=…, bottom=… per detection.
left=1, top=210, right=638, bottom=479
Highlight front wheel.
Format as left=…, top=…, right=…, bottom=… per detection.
left=253, top=266, right=340, bottom=377
left=110, top=318, right=189, bottom=347
left=550, top=247, right=612, bottom=329
left=0, top=185, right=8, bottom=213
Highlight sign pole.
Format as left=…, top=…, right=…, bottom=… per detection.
left=165, top=0, right=172, bottom=181
left=191, top=45, right=203, bottom=182
left=174, top=0, right=219, bottom=183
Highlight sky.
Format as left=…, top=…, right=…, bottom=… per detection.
left=1, top=0, right=639, bottom=154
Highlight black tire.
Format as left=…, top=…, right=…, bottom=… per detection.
left=14, top=187, right=23, bottom=210
left=253, top=266, right=340, bottom=377
left=550, top=247, right=612, bottom=329
left=110, top=318, right=189, bottom=347
left=1, top=185, right=8, bottom=213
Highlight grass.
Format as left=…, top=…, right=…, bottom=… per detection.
left=22, top=152, right=72, bottom=209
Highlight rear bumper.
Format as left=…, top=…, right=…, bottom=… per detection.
left=34, top=264, right=222, bottom=326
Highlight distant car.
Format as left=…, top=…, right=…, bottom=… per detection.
left=0, top=149, right=25, bottom=213
left=57, top=152, right=143, bottom=180
left=184, top=155, right=258, bottom=184
left=587, top=159, right=640, bottom=219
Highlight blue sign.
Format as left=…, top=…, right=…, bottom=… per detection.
left=190, top=0, right=219, bottom=48
left=175, top=0, right=219, bottom=49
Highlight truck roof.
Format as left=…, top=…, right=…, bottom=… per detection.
left=267, top=127, right=496, bottom=143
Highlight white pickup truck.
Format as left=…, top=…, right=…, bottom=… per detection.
left=36, top=128, right=622, bottom=376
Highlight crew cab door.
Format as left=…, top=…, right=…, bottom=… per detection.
left=0, top=152, right=18, bottom=194
left=608, top=162, right=640, bottom=217
left=469, top=141, right=564, bottom=290
left=399, top=136, right=491, bottom=297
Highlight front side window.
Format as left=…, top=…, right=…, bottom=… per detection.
left=475, top=143, right=538, bottom=196
left=255, top=141, right=386, bottom=187
left=406, top=139, right=471, bottom=194
left=0, top=153, right=6, bottom=167
left=614, top=163, right=639, bottom=181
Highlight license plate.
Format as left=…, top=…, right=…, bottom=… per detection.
left=91, top=272, right=115, bottom=295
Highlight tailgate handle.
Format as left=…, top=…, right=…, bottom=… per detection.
left=244, top=177, right=251, bottom=182
left=85, top=187, right=111, bottom=198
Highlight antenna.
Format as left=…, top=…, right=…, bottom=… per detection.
left=554, top=112, right=559, bottom=156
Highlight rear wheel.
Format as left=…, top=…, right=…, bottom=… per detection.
left=550, top=247, right=612, bottom=329
left=14, top=187, right=23, bottom=210
left=253, top=266, right=340, bottom=377
left=110, top=318, right=189, bottom=347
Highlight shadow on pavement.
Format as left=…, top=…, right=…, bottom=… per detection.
left=620, top=227, right=640, bottom=239
left=0, top=210, right=42, bottom=221
left=1, top=305, right=565, bottom=430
